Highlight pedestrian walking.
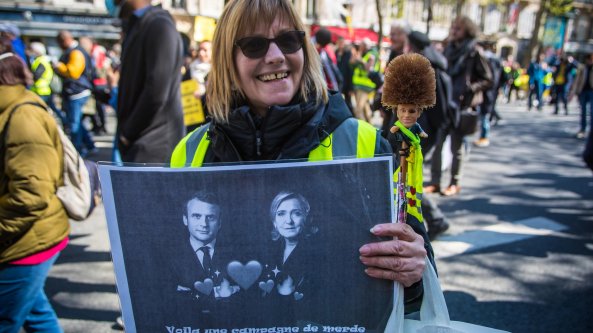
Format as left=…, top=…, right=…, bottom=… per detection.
left=335, top=36, right=354, bottom=112
left=106, top=0, right=185, bottom=163
left=0, top=23, right=27, bottom=64
left=352, top=38, right=380, bottom=122
left=552, top=55, right=575, bottom=115
left=474, top=41, right=502, bottom=148
left=27, top=42, right=63, bottom=122
left=54, top=30, right=97, bottom=156
left=0, top=42, right=68, bottom=333
left=79, top=36, right=108, bottom=135
left=189, top=40, right=212, bottom=102
left=505, top=62, right=522, bottom=103
left=527, top=53, right=547, bottom=111
left=569, top=53, right=593, bottom=139
left=442, top=15, right=492, bottom=196
left=314, top=27, right=342, bottom=93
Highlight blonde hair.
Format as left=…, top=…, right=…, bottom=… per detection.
left=207, top=0, right=328, bottom=123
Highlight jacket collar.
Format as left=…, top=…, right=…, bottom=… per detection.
left=208, top=91, right=352, bottom=162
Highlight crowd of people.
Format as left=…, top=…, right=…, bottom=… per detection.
left=0, top=22, right=123, bottom=159
left=2, top=0, right=593, bottom=331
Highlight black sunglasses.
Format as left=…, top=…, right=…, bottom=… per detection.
left=235, top=30, right=306, bottom=59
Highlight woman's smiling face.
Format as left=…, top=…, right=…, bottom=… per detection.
left=234, top=16, right=304, bottom=116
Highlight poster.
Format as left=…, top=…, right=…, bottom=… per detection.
left=181, top=79, right=206, bottom=127
left=99, top=158, right=396, bottom=333
left=543, top=16, right=567, bottom=51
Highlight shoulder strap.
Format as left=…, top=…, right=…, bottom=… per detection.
left=1, top=101, right=47, bottom=146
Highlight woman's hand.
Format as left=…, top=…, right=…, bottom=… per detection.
left=359, top=223, right=426, bottom=287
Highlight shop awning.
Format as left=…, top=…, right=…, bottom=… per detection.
left=311, top=24, right=389, bottom=44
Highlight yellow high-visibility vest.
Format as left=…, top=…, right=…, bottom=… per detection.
left=30, top=56, right=54, bottom=96
left=170, top=118, right=424, bottom=223
left=171, top=118, right=378, bottom=167
left=353, top=49, right=381, bottom=91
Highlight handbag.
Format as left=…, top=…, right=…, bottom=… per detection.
left=456, top=109, right=479, bottom=136
left=2, top=102, right=99, bottom=221
left=386, top=257, right=510, bottom=333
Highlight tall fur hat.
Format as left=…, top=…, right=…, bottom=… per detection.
left=381, top=53, right=436, bottom=110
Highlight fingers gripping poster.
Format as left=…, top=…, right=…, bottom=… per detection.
left=99, top=158, right=396, bottom=333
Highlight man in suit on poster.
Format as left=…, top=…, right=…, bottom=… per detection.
left=175, top=191, right=238, bottom=302
left=155, top=190, right=239, bottom=329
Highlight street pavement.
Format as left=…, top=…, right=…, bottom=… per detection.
left=44, top=99, right=593, bottom=332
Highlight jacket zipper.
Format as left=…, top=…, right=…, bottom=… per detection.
left=256, top=130, right=262, bottom=157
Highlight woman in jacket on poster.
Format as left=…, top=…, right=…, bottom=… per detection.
left=171, top=0, right=432, bottom=316
left=441, top=15, right=492, bottom=196
left=0, top=40, right=69, bottom=333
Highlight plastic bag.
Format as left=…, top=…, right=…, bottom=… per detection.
left=386, top=257, right=510, bottom=333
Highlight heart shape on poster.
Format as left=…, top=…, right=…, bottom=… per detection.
left=259, top=279, right=275, bottom=294
left=194, top=278, right=214, bottom=295
left=227, top=260, right=262, bottom=290
left=294, top=292, right=304, bottom=301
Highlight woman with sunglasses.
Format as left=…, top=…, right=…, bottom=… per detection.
left=171, top=0, right=432, bottom=321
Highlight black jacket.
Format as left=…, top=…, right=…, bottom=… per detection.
left=117, top=5, right=185, bottom=163
left=444, top=38, right=493, bottom=111
left=206, top=92, right=366, bottom=162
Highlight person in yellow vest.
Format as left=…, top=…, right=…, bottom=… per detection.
left=351, top=38, right=381, bottom=122
left=552, top=55, right=576, bottom=115
left=171, top=0, right=432, bottom=319
left=28, top=42, right=63, bottom=123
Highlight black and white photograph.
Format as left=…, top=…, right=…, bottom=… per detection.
left=99, top=158, right=396, bottom=333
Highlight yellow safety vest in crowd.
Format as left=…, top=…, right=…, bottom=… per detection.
left=171, top=118, right=378, bottom=167
left=352, top=49, right=381, bottom=91
left=543, top=72, right=554, bottom=87
left=30, top=55, right=54, bottom=96
left=555, top=63, right=566, bottom=85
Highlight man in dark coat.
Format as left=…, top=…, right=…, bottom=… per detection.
left=114, top=0, right=185, bottom=163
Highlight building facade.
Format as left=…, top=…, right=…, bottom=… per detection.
left=3, top=0, right=589, bottom=62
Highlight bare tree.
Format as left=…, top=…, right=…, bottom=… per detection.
left=522, top=0, right=573, bottom=67
left=376, top=0, right=384, bottom=47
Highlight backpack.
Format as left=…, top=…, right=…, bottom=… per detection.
left=1, top=102, right=100, bottom=221
left=49, top=73, right=62, bottom=94
left=319, top=49, right=344, bottom=91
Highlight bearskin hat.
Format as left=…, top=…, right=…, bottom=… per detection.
left=381, top=53, right=436, bottom=109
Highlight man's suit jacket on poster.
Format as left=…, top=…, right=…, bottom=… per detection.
left=174, top=240, right=233, bottom=296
